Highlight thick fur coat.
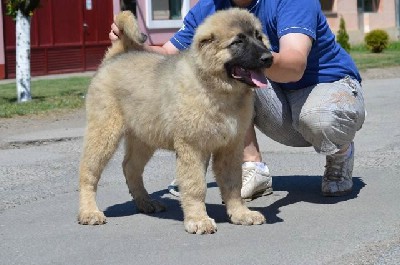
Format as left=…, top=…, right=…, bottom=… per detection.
left=78, top=9, right=272, bottom=234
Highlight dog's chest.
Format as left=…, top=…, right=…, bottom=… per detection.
left=173, top=89, right=253, bottom=149
left=185, top=107, right=247, bottom=149
left=211, top=116, right=239, bottom=146
left=208, top=112, right=237, bottom=135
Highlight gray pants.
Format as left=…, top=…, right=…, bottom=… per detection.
left=254, top=76, right=366, bottom=155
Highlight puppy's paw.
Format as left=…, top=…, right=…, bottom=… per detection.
left=135, top=198, right=166, bottom=213
left=229, top=209, right=266, bottom=225
left=184, top=217, right=217, bottom=234
left=78, top=210, right=107, bottom=225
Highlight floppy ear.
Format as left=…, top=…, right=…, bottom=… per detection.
left=197, top=33, right=215, bottom=49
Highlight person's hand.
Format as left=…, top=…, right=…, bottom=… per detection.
left=109, top=22, right=121, bottom=41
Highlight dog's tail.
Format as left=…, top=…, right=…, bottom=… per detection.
left=103, top=11, right=147, bottom=60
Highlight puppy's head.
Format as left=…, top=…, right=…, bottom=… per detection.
left=192, top=8, right=273, bottom=88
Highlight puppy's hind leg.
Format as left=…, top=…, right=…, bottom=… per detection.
left=78, top=108, right=124, bottom=225
left=123, top=131, right=165, bottom=213
left=213, top=142, right=266, bottom=226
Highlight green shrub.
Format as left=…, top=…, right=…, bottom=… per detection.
left=5, top=0, right=41, bottom=18
left=336, top=16, right=350, bottom=52
left=364, top=29, right=389, bottom=53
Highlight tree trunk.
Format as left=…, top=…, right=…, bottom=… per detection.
left=16, top=9, right=32, bottom=103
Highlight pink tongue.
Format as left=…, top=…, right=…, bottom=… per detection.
left=250, top=71, right=269, bottom=88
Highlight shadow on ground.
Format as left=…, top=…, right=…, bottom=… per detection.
left=258, top=175, right=365, bottom=224
left=104, top=175, right=365, bottom=224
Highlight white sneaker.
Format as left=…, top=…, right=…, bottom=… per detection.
left=168, top=179, right=180, bottom=197
left=322, top=142, right=354, bottom=196
left=241, top=162, right=273, bottom=201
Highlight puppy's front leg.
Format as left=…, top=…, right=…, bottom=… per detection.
left=213, top=143, right=266, bottom=225
left=175, top=141, right=216, bottom=234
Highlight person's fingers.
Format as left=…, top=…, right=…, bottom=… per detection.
left=111, top=23, right=120, bottom=35
left=109, top=30, right=119, bottom=41
left=109, top=23, right=123, bottom=41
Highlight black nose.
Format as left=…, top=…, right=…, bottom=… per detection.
left=260, top=52, right=273, bottom=67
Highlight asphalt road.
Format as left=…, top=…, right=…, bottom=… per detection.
left=1, top=78, right=400, bottom=265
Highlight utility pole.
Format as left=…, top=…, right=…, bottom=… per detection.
left=15, top=8, right=31, bottom=102
left=5, top=0, right=40, bottom=103
left=396, top=0, right=400, bottom=38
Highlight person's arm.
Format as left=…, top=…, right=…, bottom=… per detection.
left=145, top=41, right=179, bottom=55
left=109, top=23, right=179, bottom=55
left=265, top=33, right=312, bottom=83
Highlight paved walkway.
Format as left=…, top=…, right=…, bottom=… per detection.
left=0, top=71, right=95, bottom=85
left=0, top=77, right=400, bottom=265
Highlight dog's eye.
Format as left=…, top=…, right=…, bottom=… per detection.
left=230, top=33, right=246, bottom=46
left=237, top=33, right=246, bottom=39
left=230, top=39, right=243, bottom=46
left=255, top=31, right=263, bottom=41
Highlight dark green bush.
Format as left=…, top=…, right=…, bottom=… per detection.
left=364, top=29, right=389, bottom=53
left=336, top=16, right=350, bottom=52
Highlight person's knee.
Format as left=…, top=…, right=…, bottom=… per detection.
left=298, top=106, right=361, bottom=151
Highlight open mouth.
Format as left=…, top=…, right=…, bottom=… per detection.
left=231, top=66, right=269, bottom=88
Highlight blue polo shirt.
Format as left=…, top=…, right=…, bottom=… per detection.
left=170, top=0, right=361, bottom=90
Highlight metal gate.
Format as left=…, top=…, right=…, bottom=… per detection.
left=3, top=0, right=113, bottom=78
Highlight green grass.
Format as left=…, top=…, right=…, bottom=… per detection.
left=0, top=77, right=89, bottom=118
left=350, top=41, right=400, bottom=70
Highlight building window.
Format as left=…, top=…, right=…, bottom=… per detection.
left=358, top=0, right=380, bottom=12
left=146, top=0, right=190, bottom=29
left=320, top=0, right=334, bottom=12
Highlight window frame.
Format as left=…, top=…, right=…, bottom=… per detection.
left=320, top=0, right=334, bottom=12
left=320, top=0, right=337, bottom=17
left=357, top=0, right=380, bottom=13
left=145, top=0, right=190, bottom=29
